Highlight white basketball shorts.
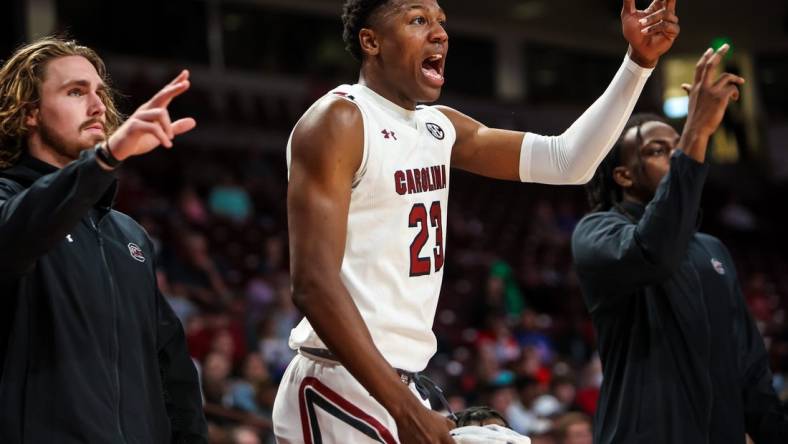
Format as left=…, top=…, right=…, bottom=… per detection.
left=272, top=351, right=430, bottom=443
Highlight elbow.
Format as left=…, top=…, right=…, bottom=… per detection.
left=557, top=168, right=594, bottom=186
left=567, top=159, right=600, bottom=185
left=552, top=155, right=596, bottom=185
left=550, top=134, right=597, bottom=185
left=290, top=280, right=312, bottom=312
left=535, top=169, right=594, bottom=186
left=290, top=273, right=330, bottom=313
left=634, top=229, right=686, bottom=278
left=570, top=172, right=594, bottom=186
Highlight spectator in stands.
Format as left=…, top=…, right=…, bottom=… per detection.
left=179, top=186, right=210, bottom=226
left=159, top=268, right=199, bottom=325
left=548, top=375, right=579, bottom=414
left=228, top=353, right=271, bottom=414
left=257, top=313, right=296, bottom=378
left=231, top=426, right=262, bottom=444
left=552, top=412, right=593, bottom=444
left=167, top=230, right=232, bottom=306
left=202, top=352, right=233, bottom=407
left=209, top=173, right=253, bottom=223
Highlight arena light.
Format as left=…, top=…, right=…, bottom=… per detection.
left=661, top=38, right=734, bottom=120
left=663, top=95, right=689, bottom=119
left=711, top=36, right=734, bottom=58
left=661, top=56, right=696, bottom=120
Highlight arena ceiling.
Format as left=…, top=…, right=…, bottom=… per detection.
left=251, top=0, right=788, bottom=54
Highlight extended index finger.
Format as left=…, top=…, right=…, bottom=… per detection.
left=693, top=48, right=713, bottom=85
left=703, top=44, right=730, bottom=87
left=622, top=0, right=636, bottom=15
left=147, top=80, right=190, bottom=109
left=167, top=69, right=189, bottom=87
left=643, top=0, right=666, bottom=15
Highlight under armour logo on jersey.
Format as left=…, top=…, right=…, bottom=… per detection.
left=711, top=258, right=725, bottom=275
left=65, top=234, right=74, bottom=243
left=426, top=122, right=444, bottom=140
left=128, top=243, right=146, bottom=263
left=381, top=129, right=397, bottom=140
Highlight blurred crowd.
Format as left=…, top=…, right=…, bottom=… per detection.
left=113, top=141, right=788, bottom=444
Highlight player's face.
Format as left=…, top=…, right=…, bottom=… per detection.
left=25, top=56, right=107, bottom=162
left=376, top=0, right=448, bottom=103
left=618, top=121, right=680, bottom=202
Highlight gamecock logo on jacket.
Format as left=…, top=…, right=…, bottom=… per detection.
left=128, top=243, right=146, bottom=263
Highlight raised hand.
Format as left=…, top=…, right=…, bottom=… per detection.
left=682, top=44, right=744, bottom=138
left=678, top=44, right=745, bottom=162
left=106, top=70, right=196, bottom=161
left=622, top=0, right=680, bottom=67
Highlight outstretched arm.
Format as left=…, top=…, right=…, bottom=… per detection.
left=446, top=0, right=679, bottom=184
left=0, top=71, right=195, bottom=279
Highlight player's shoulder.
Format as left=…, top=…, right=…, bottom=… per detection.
left=426, top=104, right=476, bottom=138
left=427, top=104, right=460, bottom=122
left=417, top=104, right=458, bottom=141
left=696, top=231, right=721, bottom=244
left=295, top=86, right=363, bottom=139
left=572, top=210, right=631, bottom=248
left=575, top=209, right=630, bottom=232
left=696, top=232, right=728, bottom=254
left=290, top=86, right=365, bottom=169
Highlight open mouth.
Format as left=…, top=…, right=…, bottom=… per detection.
left=421, top=54, right=445, bottom=86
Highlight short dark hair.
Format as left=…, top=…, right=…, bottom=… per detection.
left=454, top=406, right=510, bottom=428
left=341, top=0, right=391, bottom=61
left=585, top=113, right=669, bottom=212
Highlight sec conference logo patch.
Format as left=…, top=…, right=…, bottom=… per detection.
left=128, top=243, right=146, bottom=263
left=426, top=122, right=444, bottom=140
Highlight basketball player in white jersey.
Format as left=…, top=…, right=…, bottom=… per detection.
left=274, top=1, right=680, bottom=443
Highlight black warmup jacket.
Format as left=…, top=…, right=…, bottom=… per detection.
left=0, top=150, right=207, bottom=443
left=571, top=152, right=787, bottom=444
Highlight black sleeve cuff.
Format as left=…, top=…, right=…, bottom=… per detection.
left=79, top=146, right=119, bottom=179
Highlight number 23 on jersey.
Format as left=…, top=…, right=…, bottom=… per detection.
left=408, top=201, right=444, bottom=276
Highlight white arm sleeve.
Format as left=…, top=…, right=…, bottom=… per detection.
left=519, top=54, right=654, bottom=185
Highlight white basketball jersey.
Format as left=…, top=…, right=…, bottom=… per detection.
left=286, top=84, right=456, bottom=372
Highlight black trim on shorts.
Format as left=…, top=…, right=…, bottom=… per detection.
left=303, top=387, right=385, bottom=443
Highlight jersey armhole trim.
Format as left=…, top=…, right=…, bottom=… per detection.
left=332, top=92, right=370, bottom=189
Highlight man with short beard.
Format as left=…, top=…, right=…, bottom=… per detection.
left=0, top=37, right=207, bottom=443
left=572, top=46, right=788, bottom=443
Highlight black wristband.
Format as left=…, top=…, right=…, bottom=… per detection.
left=94, top=142, right=121, bottom=168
